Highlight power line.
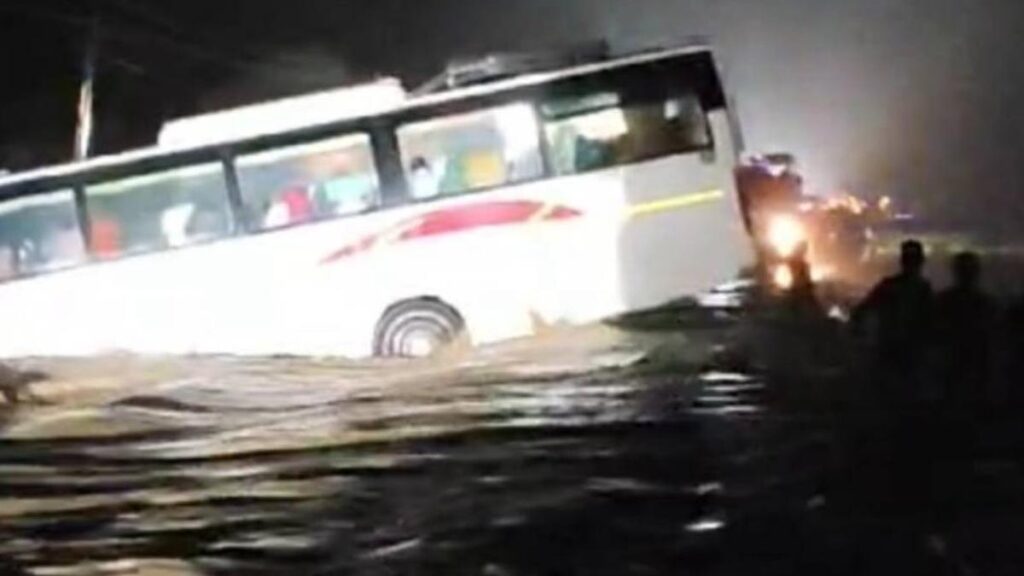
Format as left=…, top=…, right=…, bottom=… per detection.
left=98, top=0, right=186, bottom=39
left=2, top=1, right=336, bottom=85
left=97, top=0, right=312, bottom=79
left=94, top=1, right=342, bottom=86
left=0, top=2, right=90, bottom=28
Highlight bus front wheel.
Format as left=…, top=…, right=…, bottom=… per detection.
left=374, top=299, right=466, bottom=358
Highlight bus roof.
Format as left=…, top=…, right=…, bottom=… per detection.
left=157, top=78, right=407, bottom=148
left=0, top=43, right=715, bottom=191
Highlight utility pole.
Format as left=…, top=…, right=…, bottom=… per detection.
left=74, top=15, right=100, bottom=161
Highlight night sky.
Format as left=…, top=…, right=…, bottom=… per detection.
left=2, top=0, right=1023, bottom=231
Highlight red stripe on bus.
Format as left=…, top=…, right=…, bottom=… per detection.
left=321, top=200, right=581, bottom=264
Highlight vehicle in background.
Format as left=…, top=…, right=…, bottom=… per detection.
left=801, top=193, right=877, bottom=283
left=0, top=43, right=753, bottom=359
left=735, top=153, right=812, bottom=290
left=736, top=154, right=885, bottom=293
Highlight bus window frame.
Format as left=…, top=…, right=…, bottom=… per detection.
left=66, top=148, right=241, bottom=264
left=537, top=60, right=718, bottom=178
left=385, top=53, right=725, bottom=205
left=393, top=100, right=551, bottom=202
left=229, top=130, right=386, bottom=236
left=0, top=187, right=90, bottom=283
left=82, top=161, right=239, bottom=260
left=72, top=184, right=91, bottom=252
left=387, top=82, right=557, bottom=206
left=220, top=150, right=248, bottom=234
left=370, top=121, right=409, bottom=209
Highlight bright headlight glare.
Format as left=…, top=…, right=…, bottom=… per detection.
left=766, top=215, right=806, bottom=258
left=773, top=265, right=794, bottom=290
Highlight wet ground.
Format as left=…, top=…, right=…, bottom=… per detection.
left=2, top=309, right=1024, bottom=575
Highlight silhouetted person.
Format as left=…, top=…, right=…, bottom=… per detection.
left=851, top=241, right=940, bottom=529
left=935, top=252, right=994, bottom=408
left=1002, top=295, right=1024, bottom=413
left=852, top=240, right=934, bottom=399
left=784, top=241, right=821, bottom=319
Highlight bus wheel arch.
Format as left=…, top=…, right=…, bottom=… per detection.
left=373, top=297, right=467, bottom=358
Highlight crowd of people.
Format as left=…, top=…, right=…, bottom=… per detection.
left=828, top=239, right=1020, bottom=412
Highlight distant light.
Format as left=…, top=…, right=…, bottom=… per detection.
left=686, top=517, right=727, bottom=533
left=828, top=306, right=848, bottom=322
left=797, top=200, right=816, bottom=213
left=848, top=197, right=865, bottom=215
left=695, top=482, right=725, bottom=496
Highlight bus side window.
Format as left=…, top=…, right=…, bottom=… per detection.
left=235, top=134, right=380, bottom=232
left=0, top=190, right=85, bottom=279
left=396, top=103, right=544, bottom=200
left=541, top=87, right=712, bottom=177
left=86, top=163, right=233, bottom=258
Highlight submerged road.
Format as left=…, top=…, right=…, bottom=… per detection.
left=1, top=311, right=1023, bottom=575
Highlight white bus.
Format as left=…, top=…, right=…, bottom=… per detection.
left=0, top=44, right=753, bottom=358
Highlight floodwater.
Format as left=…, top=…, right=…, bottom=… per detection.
left=2, top=312, right=1023, bottom=575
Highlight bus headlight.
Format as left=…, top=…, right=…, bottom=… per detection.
left=766, top=214, right=807, bottom=259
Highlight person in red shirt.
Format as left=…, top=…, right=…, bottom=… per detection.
left=90, top=216, right=122, bottom=258
left=281, top=188, right=313, bottom=222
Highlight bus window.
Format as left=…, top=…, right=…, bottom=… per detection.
left=0, top=190, right=84, bottom=279
left=236, top=134, right=379, bottom=231
left=541, top=87, right=712, bottom=176
left=86, top=163, right=232, bottom=258
left=397, top=103, right=544, bottom=199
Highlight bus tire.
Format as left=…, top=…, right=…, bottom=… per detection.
left=374, top=299, right=466, bottom=358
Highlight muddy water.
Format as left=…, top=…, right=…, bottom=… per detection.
left=0, top=322, right=761, bottom=574
left=1, top=317, right=1021, bottom=575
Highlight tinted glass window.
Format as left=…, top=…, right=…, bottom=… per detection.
left=541, top=67, right=713, bottom=176
left=397, top=103, right=544, bottom=200
left=86, top=163, right=232, bottom=258
left=236, top=134, right=379, bottom=231
left=0, top=190, right=84, bottom=280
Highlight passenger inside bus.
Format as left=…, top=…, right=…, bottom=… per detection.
left=543, top=91, right=709, bottom=176
left=0, top=213, right=21, bottom=279
left=256, top=146, right=377, bottom=228
left=264, top=188, right=313, bottom=229
left=463, top=151, right=507, bottom=189
left=615, top=96, right=709, bottom=164
left=574, top=134, right=616, bottom=173
left=305, top=149, right=376, bottom=216
left=40, top=214, right=86, bottom=269
left=89, top=213, right=122, bottom=259
left=186, top=201, right=230, bottom=241
left=161, top=204, right=196, bottom=248
left=409, top=157, right=441, bottom=200
left=316, top=172, right=376, bottom=216
left=399, top=103, right=542, bottom=199
left=0, top=244, right=16, bottom=281
left=437, top=151, right=506, bottom=194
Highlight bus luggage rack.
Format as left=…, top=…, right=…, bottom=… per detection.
left=414, top=41, right=612, bottom=95
left=414, top=37, right=713, bottom=95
